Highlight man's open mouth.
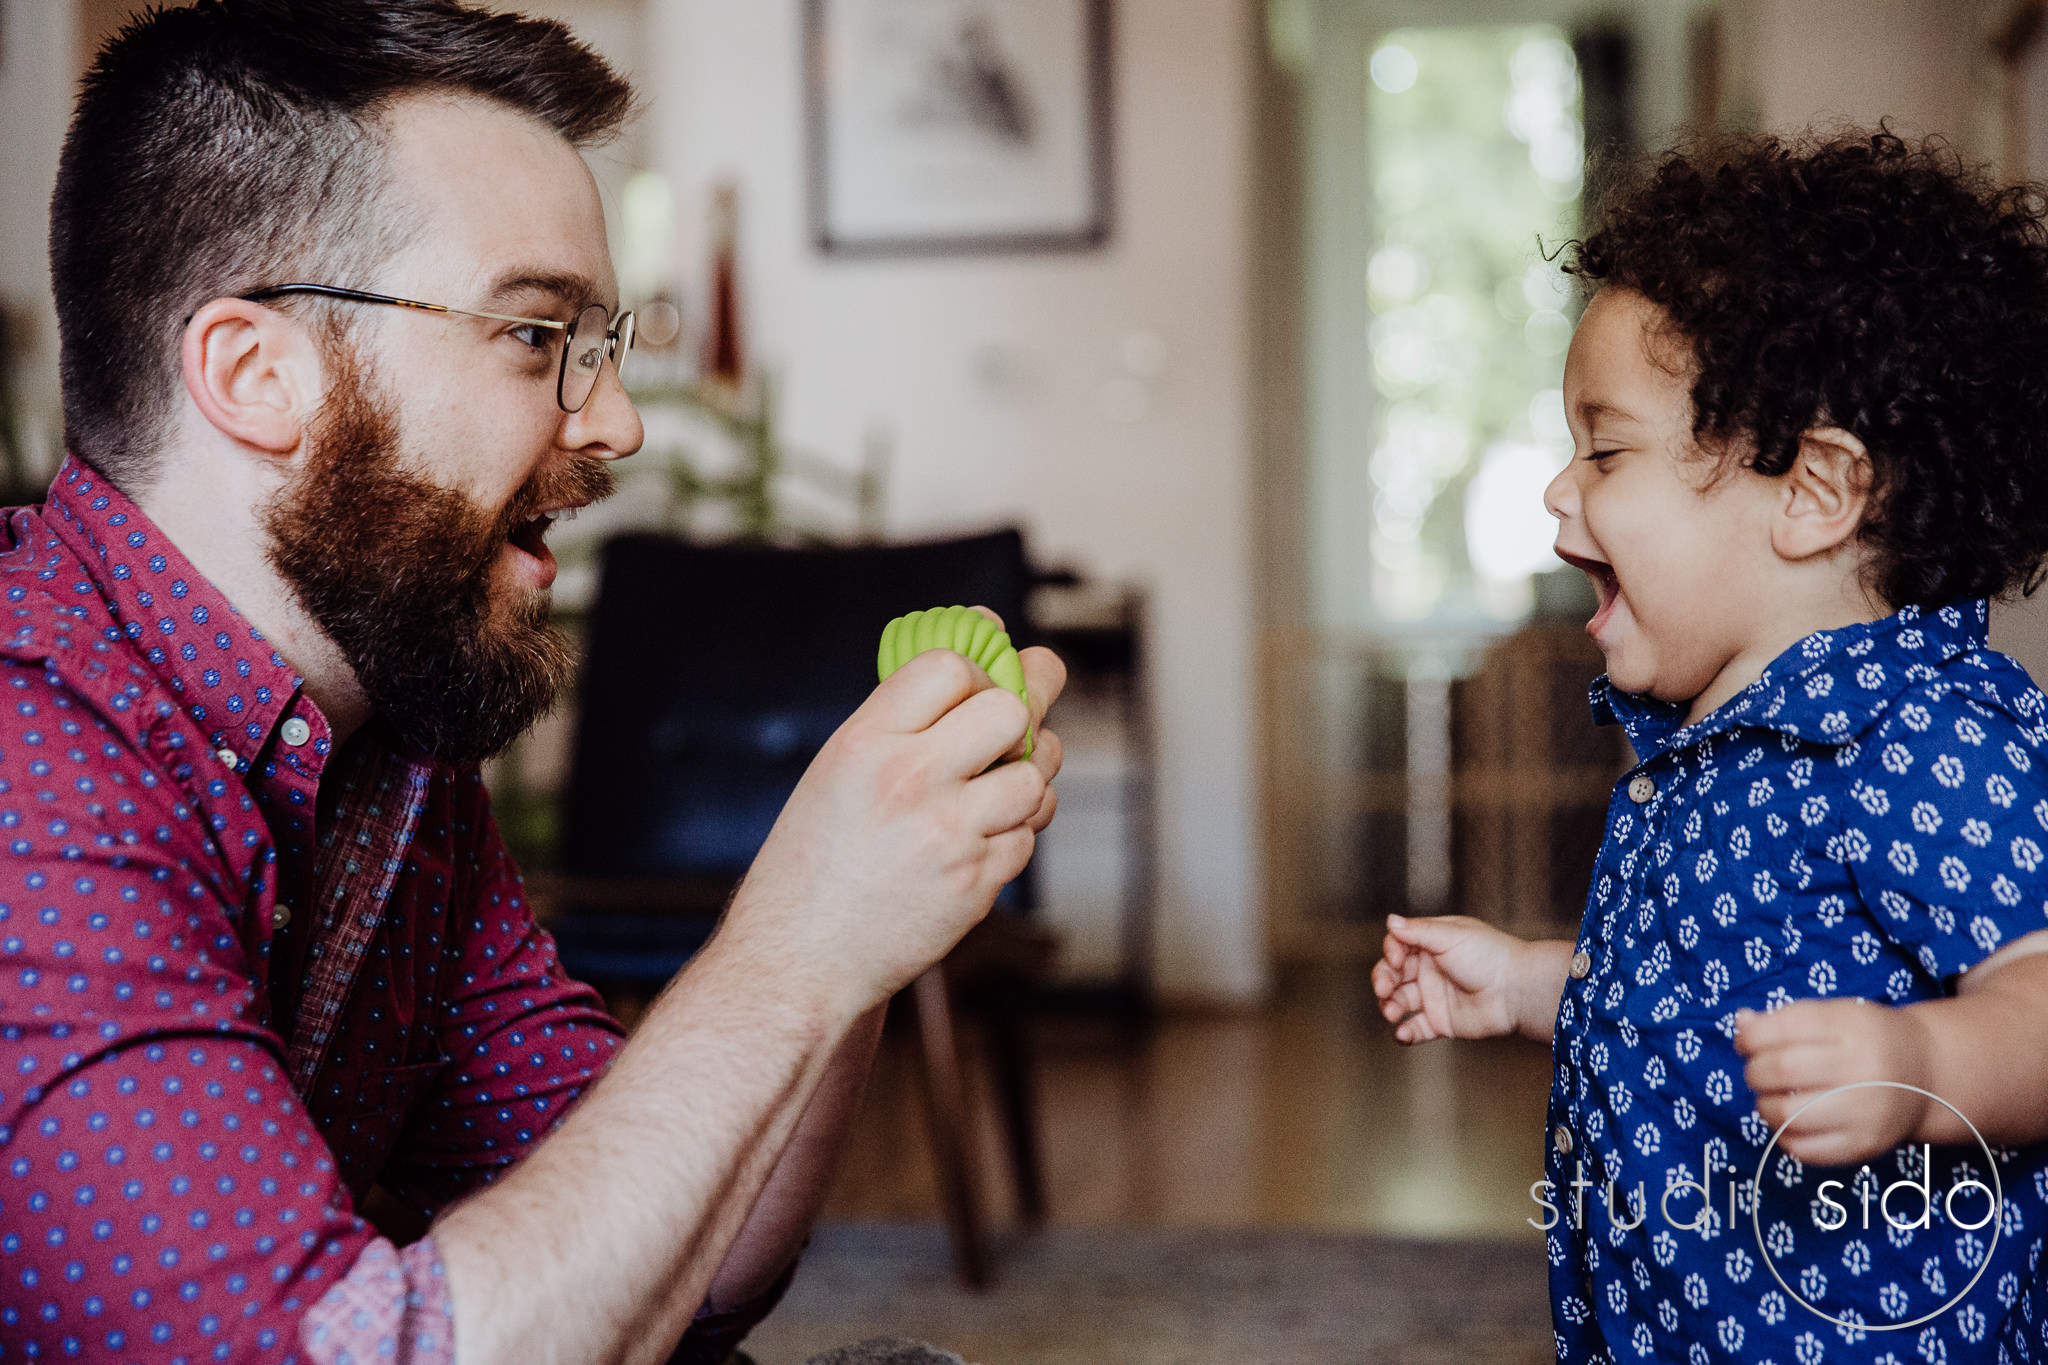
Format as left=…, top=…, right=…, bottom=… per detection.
left=1555, top=548, right=1620, bottom=636
left=508, top=505, right=579, bottom=561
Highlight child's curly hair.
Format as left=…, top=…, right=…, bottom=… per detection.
left=1567, top=128, right=2048, bottom=609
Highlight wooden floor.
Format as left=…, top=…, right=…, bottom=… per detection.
left=820, top=963, right=1556, bottom=1241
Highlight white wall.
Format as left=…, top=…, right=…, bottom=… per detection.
left=646, top=0, right=1266, bottom=1002
left=1739, top=0, right=1989, bottom=141
left=7, top=0, right=1266, bottom=1003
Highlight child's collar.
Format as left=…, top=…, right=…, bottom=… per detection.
left=1591, top=599, right=1991, bottom=760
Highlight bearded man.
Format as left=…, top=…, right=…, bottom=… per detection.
left=0, top=2, right=1064, bottom=1363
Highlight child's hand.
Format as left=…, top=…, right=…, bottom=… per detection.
left=1735, top=1000, right=1933, bottom=1166
left=1371, top=914, right=1552, bottom=1043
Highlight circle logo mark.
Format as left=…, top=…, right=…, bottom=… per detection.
left=1751, top=1080, right=2003, bottom=1333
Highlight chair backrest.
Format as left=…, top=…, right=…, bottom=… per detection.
left=563, top=528, right=1030, bottom=883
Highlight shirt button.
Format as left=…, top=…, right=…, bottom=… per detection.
left=1570, top=950, right=1591, bottom=979
left=1554, top=1124, right=1575, bottom=1155
left=271, top=905, right=290, bottom=929
left=280, top=717, right=312, bottom=747
left=1627, top=774, right=1657, bottom=804
left=216, top=747, right=239, bottom=769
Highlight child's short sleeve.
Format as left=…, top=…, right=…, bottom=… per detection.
left=1841, top=675, right=2048, bottom=984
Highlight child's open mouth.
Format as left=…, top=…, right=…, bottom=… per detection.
left=1555, top=549, right=1620, bottom=637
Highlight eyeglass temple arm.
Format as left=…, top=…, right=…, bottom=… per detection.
left=239, top=284, right=567, bottom=331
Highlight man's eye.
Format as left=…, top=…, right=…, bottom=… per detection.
left=509, top=323, right=556, bottom=350
left=1586, top=448, right=1622, bottom=463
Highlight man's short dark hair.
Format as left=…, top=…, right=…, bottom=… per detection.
left=1566, top=129, right=2048, bottom=611
left=51, top=0, right=635, bottom=490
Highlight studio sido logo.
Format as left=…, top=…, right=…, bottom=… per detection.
left=1750, top=1082, right=2003, bottom=1334
left=1528, top=1082, right=2008, bottom=1337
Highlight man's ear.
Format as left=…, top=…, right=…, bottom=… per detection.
left=180, top=298, right=322, bottom=456
left=1771, top=425, right=1872, bottom=562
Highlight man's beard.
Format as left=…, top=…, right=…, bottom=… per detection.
left=265, top=348, right=614, bottom=766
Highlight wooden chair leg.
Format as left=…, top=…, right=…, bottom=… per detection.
left=911, top=964, right=990, bottom=1288
left=982, top=980, right=1046, bottom=1225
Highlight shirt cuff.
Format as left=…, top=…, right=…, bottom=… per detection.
left=669, top=1256, right=801, bottom=1365
left=301, top=1234, right=457, bottom=1365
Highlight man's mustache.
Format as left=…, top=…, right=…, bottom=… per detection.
left=494, top=455, right=617, bottom=544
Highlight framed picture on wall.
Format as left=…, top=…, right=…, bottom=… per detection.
left=804, top=0, right=1112, bottom=257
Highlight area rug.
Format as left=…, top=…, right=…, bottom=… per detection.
left=740, top=1223, right=1556, bottom=1365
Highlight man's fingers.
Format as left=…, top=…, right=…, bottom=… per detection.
left=982, top=824, right=1037, bottom=889
left=866, top=627, right=1058, bottom=744
left=1024, top=725, right=1063, bottom=785
left=1019, top=646, right=1066, bottom=729
left=1024, top=779, right=1059, bottom=834
left=929, top=686, right=1033, bottom=777
left=965, top=758, right=1049, bottom=835
left=868, top=647, right=994, bottom=733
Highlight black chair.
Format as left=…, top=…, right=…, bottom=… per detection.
left=547, top=528, right=1050, bottom=1285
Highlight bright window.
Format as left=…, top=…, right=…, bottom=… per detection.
left=1363, top=25, right=1582, bottom=623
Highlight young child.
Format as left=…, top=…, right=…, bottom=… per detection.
left=1372, top=131, right=2048, bottom=1365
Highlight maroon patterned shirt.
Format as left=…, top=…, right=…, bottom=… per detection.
left=0, top=459, right=769, bottom=1362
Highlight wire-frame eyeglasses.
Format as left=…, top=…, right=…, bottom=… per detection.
left=239, top=283, right=637, bottom=414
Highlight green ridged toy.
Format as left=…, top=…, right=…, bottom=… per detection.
left=877, top=605, right=1033, bottom=759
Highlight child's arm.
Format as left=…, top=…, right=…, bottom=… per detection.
left=1370, top=914, right=1577, bottom=1044
left=1736, top=928, right=2048, bottom=1165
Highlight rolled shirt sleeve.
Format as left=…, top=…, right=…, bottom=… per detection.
left=1, top=1024, right=396, bottom=1360
left=300, top=1236, right=454, bottom=1365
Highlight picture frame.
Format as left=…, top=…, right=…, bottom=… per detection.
left=804, top=0, right=1113, bottom=257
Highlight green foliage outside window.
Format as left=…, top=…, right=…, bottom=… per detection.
left=1365, top=25, right=1583, bottom=624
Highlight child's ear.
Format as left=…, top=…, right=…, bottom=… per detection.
left=1772, top=426, right=1872, bottom=562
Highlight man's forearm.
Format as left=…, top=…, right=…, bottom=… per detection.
left=432, top=922, right=869, bottom=1365
left=426, top=645, right=1065, bottom=1365
left=702, top=1001, right=885, bottom=1310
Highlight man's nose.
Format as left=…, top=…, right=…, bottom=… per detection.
left=562, top=358, right=644, bottom=460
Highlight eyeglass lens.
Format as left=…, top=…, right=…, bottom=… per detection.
left=560, top=304, right=638, bottom=413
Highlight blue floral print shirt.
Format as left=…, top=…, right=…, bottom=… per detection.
left=1546, top=600, right=2048, bottom=1365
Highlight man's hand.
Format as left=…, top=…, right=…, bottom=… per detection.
left=439, top=623, right=1064, bottom=1365
left=1735, top=999, right=1933, bottom=1166
left=1370, top=915, right=1570, bottom=1044
left=721, top=626, right=1066, bottom=1018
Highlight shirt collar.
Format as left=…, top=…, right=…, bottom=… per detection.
left=43, top=454, right=314, bottom=767
left=1590, top=599, right=1990, bottom=761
